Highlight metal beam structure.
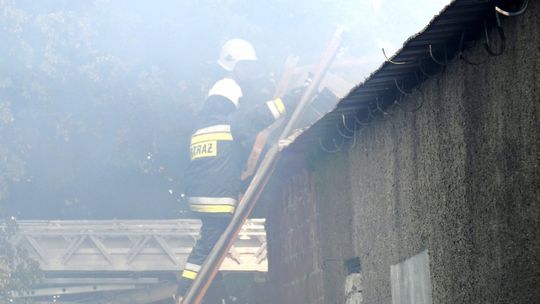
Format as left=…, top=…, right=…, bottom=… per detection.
left=13, top=219, right=267, bottom=300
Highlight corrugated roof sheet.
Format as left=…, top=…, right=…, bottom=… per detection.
left=287, top=0, right=508, bottom=151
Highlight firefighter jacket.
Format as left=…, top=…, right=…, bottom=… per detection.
left=185, top=78, right=287, bottom=214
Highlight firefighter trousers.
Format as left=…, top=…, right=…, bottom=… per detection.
left=177, top=213, right=232, bottom=297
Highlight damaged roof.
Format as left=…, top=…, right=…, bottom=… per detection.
left=287, top=0, right=513, bottom=151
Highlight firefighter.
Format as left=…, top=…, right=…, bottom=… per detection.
left=175, top=38, right=299, bottom=303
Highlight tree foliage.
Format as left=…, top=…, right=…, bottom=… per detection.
left=0, top=216, right=42, bottom=303
left=0, top=0, right=352, bottom=219
left=0, top=0, right=450, bottom=219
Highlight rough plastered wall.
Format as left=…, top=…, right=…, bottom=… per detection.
left=266, top=2, right=539, bottom=304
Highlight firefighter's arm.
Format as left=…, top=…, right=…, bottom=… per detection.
left=230, top=91, right=302, bottom=140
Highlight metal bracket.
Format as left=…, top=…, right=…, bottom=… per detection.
left=495, top=0, right=529, bottom=17
left=353, top=106, right=373, bottom=126
left=336, top=114, right=355, bottom=139
left=319, top=136, right=345, bottom=153
left=394, top=79, right=412, bottom=95
left=373, top=98, right=392, bottom=121
left=484, top=18, right=506, bottom=56
left=459, top=31, right=487, bottom=66
left=382, top=48, right=409, bottom=65
left=341, top=114, right=357, bottom=133
left=418, top=58, right=435, bottom=78
left=428, top=44, right=448, bottom=66
left=348, top=127, right=360, bottom=150
left=394, top=88, right=426, bottom=113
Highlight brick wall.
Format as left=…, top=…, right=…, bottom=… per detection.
left=265, top=150, right=356, bottom=304
left=266, top=171, right=325, bottom=304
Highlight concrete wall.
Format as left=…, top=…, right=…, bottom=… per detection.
left=266, top=3, right=539, bottom=304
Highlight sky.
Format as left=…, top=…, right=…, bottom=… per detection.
left=0, top=0, right=452, bottom=219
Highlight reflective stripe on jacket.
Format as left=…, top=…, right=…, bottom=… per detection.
left=184, top=78, right=286, bottom=214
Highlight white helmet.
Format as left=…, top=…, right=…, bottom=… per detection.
left=217, top=38, right=257, bottom=72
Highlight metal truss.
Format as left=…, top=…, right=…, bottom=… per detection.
left=13, top=219, right=267, bottom=300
